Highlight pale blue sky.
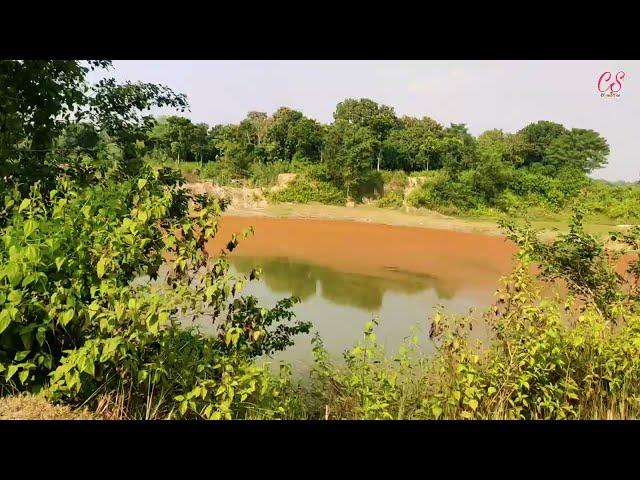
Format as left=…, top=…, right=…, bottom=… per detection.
left=101, top=60, right=639, bottom=181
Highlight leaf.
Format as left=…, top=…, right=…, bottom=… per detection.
left=36, top=327, right=46, bottom=346
left=18, top=370, right=29, bottom=385
left=468, top=399, right=478, bottom=411
left=55, top=257, right=65, bottom=271
left=18, top=198, right=31, bottom=213
left=96, top=256, right=107, bottom=279
left=137, top=178, right=148, bottom=190
left=23, top=219, right=37, bottom=238
left=431, top=405, right=443, bottom=418
left=5, top=365, right=18, bottom=381
left=0, top=310, right=9, bottom=335
left=60, top=309, right=74, bottom=327
left=8, top=289, right=22, bottom=304
left=14, top=351, right=29, bottom=361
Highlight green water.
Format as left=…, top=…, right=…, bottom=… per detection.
left=205, top=256, right=494, bottom=370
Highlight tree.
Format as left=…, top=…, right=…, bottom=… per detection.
left=477, top=129, right=528, bottom=167
left=544, top=129, right=610, bottom=174
left=0, top=60, right=187, bottom=184
left=517, top=120, right=568, bottom=167
left=263, top=107, right=323, bottom=163
left=442, top=123, right=478, bottom=172
left=382, top=116, right=444, bottom=171
left=324, top=120, right=377, bottom=197
left=333, top=98, right=399, bottom=171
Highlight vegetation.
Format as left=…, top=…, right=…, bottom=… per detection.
left=0, top=60, right=310, bottom=419
left=141, top=97, right=638, bottom=224
left=2, top=60, right=640, bottom=420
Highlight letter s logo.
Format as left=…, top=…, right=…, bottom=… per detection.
left=612, top=71, right=625, bottom=93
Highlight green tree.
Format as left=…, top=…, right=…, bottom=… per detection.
left=477, top=129, right=528, bottom=167
left=544, top=129, right=610, bottom=174
left=382, top=116, right=444, bottom=171
left=334, top=98, right=399, bottom=171
left=517, top=120, right=568, bottom=167
left=324, top=120, right=377, bottom=198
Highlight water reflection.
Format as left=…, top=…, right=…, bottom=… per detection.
left=222, top=255, right=492, bottom=371
left=230, top=256, right=457, bottom=311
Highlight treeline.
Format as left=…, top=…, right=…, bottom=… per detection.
left=127, top=98, right=618, bottom=213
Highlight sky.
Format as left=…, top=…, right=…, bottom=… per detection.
left=100, top=60, right=639, bottom=181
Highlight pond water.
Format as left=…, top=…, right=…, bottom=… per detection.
left=196, top=216, right=518, bottom=370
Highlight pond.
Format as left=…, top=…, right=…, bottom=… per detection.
left=196, top=216, right=518, bottom=370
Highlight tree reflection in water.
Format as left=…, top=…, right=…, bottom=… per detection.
left=229, top=256, right=457, bottom=311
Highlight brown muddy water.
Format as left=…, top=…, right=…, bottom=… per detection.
left=191, top=216, right=519, bottom=371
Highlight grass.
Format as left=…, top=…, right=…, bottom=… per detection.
left=0, top=394, right=97, bottom=420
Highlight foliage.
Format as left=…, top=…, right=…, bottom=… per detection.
left=0, top=60, right=312, bottom=420
left=267, top=177, right=346, bottom=205
left=377, top=191, right=404, bottom=209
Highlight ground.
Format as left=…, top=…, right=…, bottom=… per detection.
left=223, top=201, right=625, bottom=242
left=0, top=394, right=96, bottom=420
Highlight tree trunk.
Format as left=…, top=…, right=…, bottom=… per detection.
left=376, top=151, right=381, bottom=171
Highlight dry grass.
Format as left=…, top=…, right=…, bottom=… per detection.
left=0, top=394, right=97, bottom=420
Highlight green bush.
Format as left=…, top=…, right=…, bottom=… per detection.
left=380, top=170, right=409, bottom=189
left=267, top=177, right=346, bottom=205
left=0, top=166, right=310, bottom=418
left=377, top=191, right=404, bottom=209
left=247, top=161, right=292, bottom=188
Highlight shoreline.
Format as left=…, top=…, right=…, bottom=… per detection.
left=220, top=202, right=631, bottom=246
left=223, top=202, right=504, bottom=237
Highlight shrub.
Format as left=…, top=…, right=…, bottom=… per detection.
left=0, top=165, right=311, bottom=418
left=377, top=191, right=404, bottom=209
left=247, top=161, right=292, bottom=188
left=267, top=177, right=346, bottom=205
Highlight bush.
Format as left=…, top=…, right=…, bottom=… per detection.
left=267, top=177, right=346, bottom=205
left=377, top=191, right=404, bottom=209
left=247, top=161, right=292, bottom=188
left=380, top=170, right=409, bottom=189
left=0, top=165, right=311, bottom=418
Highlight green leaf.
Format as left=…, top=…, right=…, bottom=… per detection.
left=431, top=405, right=443, bottom=418
left=18, top=370, right=29, bottom=384
left=36, top=327, right=46, bottom=346
left=23, top=219, right=37, bottom=238
left=96, top=256, right=107, bottom=279
left=137, top=178, right=148, bottom=190
left=18, top=198, right=31, bottom=213
left=14, top=351, right=29, bottom=361
left=5, top=365, right=18, bottom=381
left=60, top=309, right=74, bottom=327
left=83, top=360, right=95, bottom=377
left=0, top=310, right=12, bottom=335
left=8, top=289, right=22, bottom=304
left=468, top=399, right=478, bottom=411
